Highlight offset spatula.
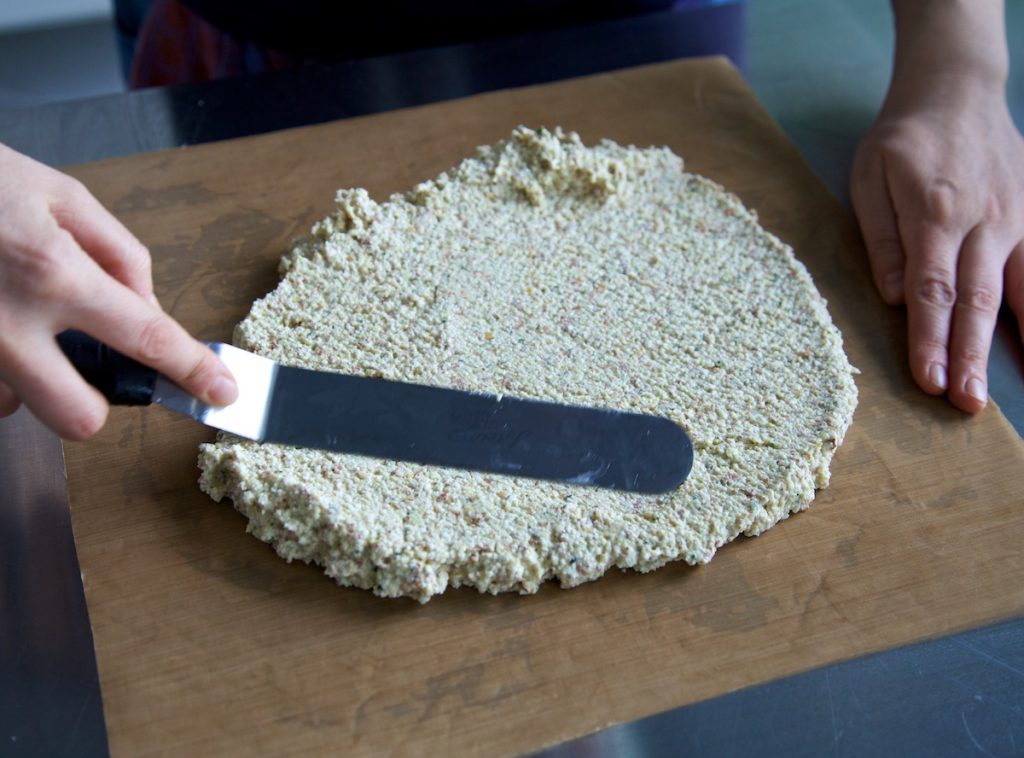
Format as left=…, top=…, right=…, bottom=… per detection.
left=58, top=330, right=693, bottom=494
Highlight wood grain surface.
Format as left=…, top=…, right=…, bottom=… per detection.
left=62, top=58, right=1024, bottom=756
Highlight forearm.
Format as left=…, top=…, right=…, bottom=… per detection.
left=887, top=0, right=1008, bottom=110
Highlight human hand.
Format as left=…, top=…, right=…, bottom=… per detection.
left=0, top=144, right=237, bottom=439
left=851, top=91, right=1024, bottom=413
left=850, top=1, right=1024, bottom=413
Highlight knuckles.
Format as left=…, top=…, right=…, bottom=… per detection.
left=911, top=275, right=957, bottom=309
left=180, top=349, right=217, bottom=396
left=865, top=233, right=903, bottom=261
left=954, top=345, right=990, bottom=368
left=53, top=176, right=91, bottom=212
left=910, top=336, right=949, bottom=364
left=921, top=179, right=963, bottom=229
left=126, top=238, right=152, bottom=272
left=10, top=233, right=80, bottom=303
left=955, top=284, right=1002, bottom=317
left=120, top=239, right=155, bottom=292
left=910, top=276, right=1003, bottom=320
left=133, top=316, right=178, bottom=366
left=981, top=194, right=1011, bottom=228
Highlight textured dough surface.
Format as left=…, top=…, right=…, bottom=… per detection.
left=199, top=127, right=858, bottom=603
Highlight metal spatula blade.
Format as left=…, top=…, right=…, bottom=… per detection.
left=60, top=331, right=693, bottom=493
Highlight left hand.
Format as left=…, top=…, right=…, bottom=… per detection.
left=851, top=84, right=1024, bottom=413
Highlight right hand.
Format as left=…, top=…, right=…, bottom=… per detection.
left=0, top=144, right=237, bottom=439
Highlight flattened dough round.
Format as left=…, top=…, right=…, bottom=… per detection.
left=199, top=127, right=858, bottom=602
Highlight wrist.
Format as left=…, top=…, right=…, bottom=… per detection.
left=887, top=0, right=1008, bottom=109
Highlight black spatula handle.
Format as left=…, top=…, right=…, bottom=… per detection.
left=57, top=330, right=157, bottom=406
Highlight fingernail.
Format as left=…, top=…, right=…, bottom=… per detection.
left=929, top=363, right=948, bottom=391
left=208, top=375, right=238, bottom=406
left=966, top=377, right=987, bottom=405
left=884, top=271, right=904, bottom=301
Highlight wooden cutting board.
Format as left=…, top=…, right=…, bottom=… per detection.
left=63, top=58, right=1024, bottom=755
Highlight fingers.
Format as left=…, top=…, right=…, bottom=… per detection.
left=900, top=223, right=960, bottom=396
left=0, top=332, right=109, bottom=440
left=66, top=261, right=238, bottom=408
left=947, top=226, right=1006, bottom=412
left=49, top=177, right=155, bottom=299
left=0, top=380, right=20, bottom=418
left=0, top=202, right=235, bottom=441
left=850, top=151, right=907, bottom=304
left=0, top=145, right=235, bottom=440
left=901, top=220, right=1015, bottom=413
left=0, top=202, right=108, bottom=438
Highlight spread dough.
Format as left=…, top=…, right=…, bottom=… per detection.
left=199, top=127, right=858, bottom=602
